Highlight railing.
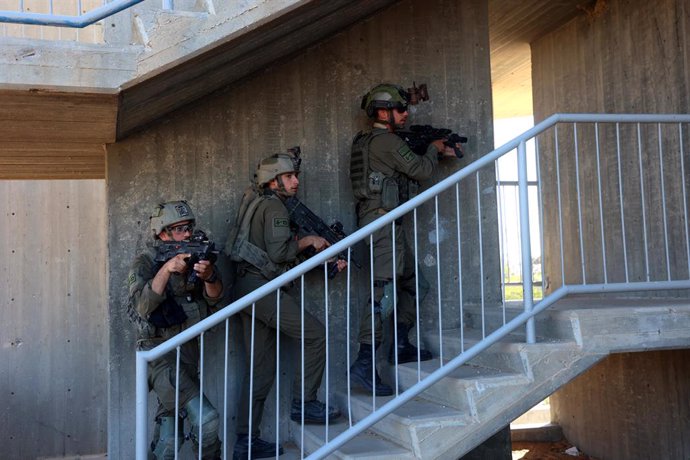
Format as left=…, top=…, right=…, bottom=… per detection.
left=0, top=0, right=176, bottom=43
left=0, top=0, right=172, bottom=27
left=135, top=113, right=690, bottom=459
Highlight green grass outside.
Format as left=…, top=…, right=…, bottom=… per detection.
left=504, top=284, right=543, bottom=301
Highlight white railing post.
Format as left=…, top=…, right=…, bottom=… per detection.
left=518, top=140, right=535, bottom=343
left=135, top=351, right=149, bottom=460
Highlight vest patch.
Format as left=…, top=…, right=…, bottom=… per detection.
left=273, top=217, right=289, bottom=228
left=397, top=144, right=415, bottom=163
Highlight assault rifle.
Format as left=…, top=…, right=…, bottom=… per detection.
left=155, top=230, right=218, bottom=284
left=396, top=124, right=467, bottom=159
left=285, top=196, right=361, bottom=279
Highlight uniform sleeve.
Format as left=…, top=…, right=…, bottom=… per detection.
left=259, top=198, right=299, bottom=264
left=371, top=132, right=439, bottom=181
left=127, top=253, right=166, bottom=319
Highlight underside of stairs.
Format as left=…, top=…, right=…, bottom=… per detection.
left=1, top=0, right=399, bottom=179
left=288, top=296, right=690, bottom=459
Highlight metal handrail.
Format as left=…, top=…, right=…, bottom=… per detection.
left=0, top=0, right=171, bottom=28
left=135, top=113, right=690, bottom=459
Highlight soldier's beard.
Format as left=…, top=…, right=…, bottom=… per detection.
left=274, top=179, right=296, bottom=198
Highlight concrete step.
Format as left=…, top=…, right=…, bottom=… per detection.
left=334, top=391, right=471, bottom=459
left=132, top=7, right=209, bottom=50
left=544, top=297, right=690, bottom=351
left=394, top=358, right=532, bottom=417
left=290, top=419, right=416, bottom=459
left=424, top=328, right=530, bottom=374
left=461, top=303, right=578, bottom=342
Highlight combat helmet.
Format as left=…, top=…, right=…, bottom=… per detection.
left=360, top=83, right=410, bottom=118
left=150, top=200, right=195, bottom=238
left=254, top=148, right=301, bottom=188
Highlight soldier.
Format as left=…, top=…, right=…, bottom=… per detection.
left=349, top=83, right=462, bottom=395
left=127, top=200, right=223, bottom=460
left=229, top=151, right=342, bottom=460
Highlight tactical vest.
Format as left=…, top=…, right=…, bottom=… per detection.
left=126, top=249, right=203, bottom=346
left=225, top=187, right=283, bottom=279
left=350, top=130, right=417, bottom=210
left=350, top=130, right=387, bottom=200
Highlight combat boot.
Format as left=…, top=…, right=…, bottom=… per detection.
left=290, top=399, right=341, bottom=424
left=232, top=434, right=283, bottom=460
left=389, top=323, right=432, bottom=364
left=350, top=344, right=393, bottom=396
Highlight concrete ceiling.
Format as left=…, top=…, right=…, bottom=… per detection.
left=0, top=0, right=592, bottom=179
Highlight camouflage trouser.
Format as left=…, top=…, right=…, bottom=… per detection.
left=357, top=215, right=429, bottom=345
left=149, top=341, right=200, bottom=418
left=148, top=341, right=221, bottom=459
left=234, top=273, right=327, bottom=437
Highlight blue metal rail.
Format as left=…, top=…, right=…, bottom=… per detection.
left=0, top=0, right=172, bottom=28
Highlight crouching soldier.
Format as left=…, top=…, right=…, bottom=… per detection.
left=127, top=200, right=223, bottom=459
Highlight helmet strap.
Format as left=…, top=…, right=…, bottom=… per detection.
left=387, top=109, right=396, bottom=129
left=274, top=175, right=289, bottom=197
left=374, top=109, right=395, bottom=131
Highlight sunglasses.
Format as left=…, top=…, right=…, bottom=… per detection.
left=168, top=223, right=194, bottom=234
left=394, top=105, right=409, bottom=113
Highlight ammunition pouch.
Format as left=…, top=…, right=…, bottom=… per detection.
left=381, top=177, right=400, bottom=211
left=368, top=171, right=384, bottom=194
left=396, top=177, right=420, bottom=205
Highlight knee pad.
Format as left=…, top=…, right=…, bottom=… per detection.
left=152, top=416, right=182, bottom=460
left=184, top=395, right=221, bottom=454
left=373, top=282, right=394, bottom=319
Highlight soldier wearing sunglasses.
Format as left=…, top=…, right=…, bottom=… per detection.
left=348, top=83, right=461, bottom=396
left=127, top=200, right=223, bottom=459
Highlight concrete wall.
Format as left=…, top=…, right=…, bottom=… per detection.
left=106, top=0, right=498, bottom=456
left=531, top=0, right=690, bottom=457
left=0, top=180, right=107, bottom=460
left=552, top=350, right=690, bottom=460
left=532, top=0, right=690, bottom=291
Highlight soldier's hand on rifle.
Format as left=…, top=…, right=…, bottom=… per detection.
left=194, top=259, right=215, bottom=281
left=195, top=259, right=222, bottom=298
left=165, top=253, right=191, bottom=274
left=334, top=259, right=348, bottom=272
left=151, top=253, right=190, bottom=295
left=431, top=139, right=463, bottom=159
left=299, top=235, right=330, bottom=253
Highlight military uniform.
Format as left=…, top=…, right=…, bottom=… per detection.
left=128, top=244, right=222, bottom=459
left=355, top=123, right=437, bottom=345
left=233, top=192, right=326, bottom=437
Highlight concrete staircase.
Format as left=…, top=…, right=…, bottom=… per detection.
left=287, top=296, right=690, bottom=459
